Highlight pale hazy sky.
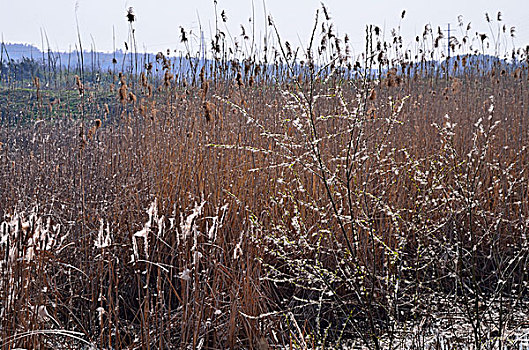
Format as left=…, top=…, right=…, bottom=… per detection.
left=1, top=0, right=528, bottom=57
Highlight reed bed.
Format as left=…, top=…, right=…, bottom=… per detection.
left=1, top=5, right=529, bottom=349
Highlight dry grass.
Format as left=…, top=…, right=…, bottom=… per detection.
left=1, top=6, right=529, bottom=349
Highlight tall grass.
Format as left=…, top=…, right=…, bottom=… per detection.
left=1, top=5, right=529, bottom=349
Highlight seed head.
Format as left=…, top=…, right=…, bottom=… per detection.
left=126, top=7, right=135, bottom=23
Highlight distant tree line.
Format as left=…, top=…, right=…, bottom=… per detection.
left=0, top=57, right=45, bottom=84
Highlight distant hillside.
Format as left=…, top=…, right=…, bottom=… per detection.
left=0, top=43, right=174, bottom=72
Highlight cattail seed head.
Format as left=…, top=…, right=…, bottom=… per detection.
left=164, top=71, right=174, bottom=87
left=199, top=66, right=205, bottom=85
left=369, top=89, right=377, bottom=100
left=75, top=75, right=84, bottom=96
left=140, top=72, right=148, bottom=87
left=119, top=84, right=128, bottom=103
left=147, top=84, right=153, bottom=98
left=126, top=7, right=135, bottom=23
left=129, top=92, right=137, bottom=104
left=236, top=71, right=243, bottom=87
left=203, top=101, right=214, bottom=122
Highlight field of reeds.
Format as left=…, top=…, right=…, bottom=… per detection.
left=1, top=5, right=529, bottom=349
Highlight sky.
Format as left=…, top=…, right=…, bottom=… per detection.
left=1, top=0, right=528, bottom=58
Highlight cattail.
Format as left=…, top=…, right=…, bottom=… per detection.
left=199, top=66, right=206, bottom=85
left=203, top=81, right=209, bottom=96
left=180, top=27, right=188, bottom=43
left=164, top=71, right=173, bottom=87
left=203, top=101, right=214, bottom=122
left=79, top=125, right=87, bottom=150
left=129, top=92, right=137, bottom=104
left=236, top=71, right=243, bottom=87
left=140, top=72, right=148, bottom=87
left=126, top=7, right=135, bottom=22
left=434, top=37, right=441, bottom=48
left=244, top=61, right=252, bottom=76
left=119, top=83, right=128, bottom=104
left=451, top=78, right=462, bottom=94
left=369, top=88, right=377, bottom=100
left=119, top=72, right=126, bottom=85
left=147, top=84, right=153, bottom=98
left=241, top=25, right=248, bottom=40
left=367, top=106, right=376, bottom=119
left=75, top=75, right=84, bottom=96
left=87, top=119, right=101, bottom=140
